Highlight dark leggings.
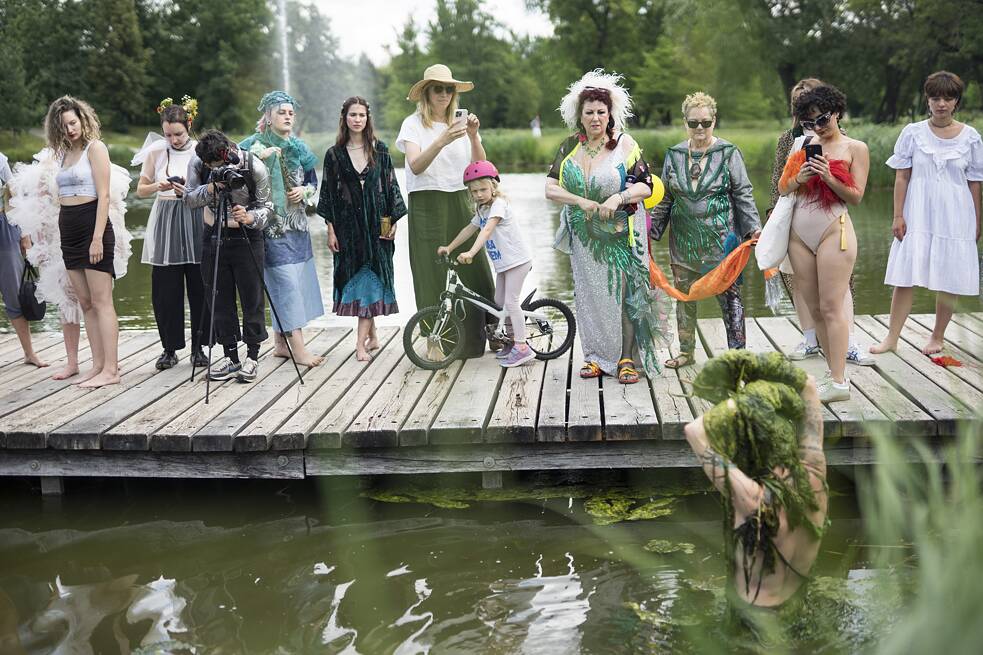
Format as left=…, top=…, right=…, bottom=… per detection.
left=152, top=263, right=205, bottom=352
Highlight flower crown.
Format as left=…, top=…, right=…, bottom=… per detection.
left=157, top=95, right=199, bottom=124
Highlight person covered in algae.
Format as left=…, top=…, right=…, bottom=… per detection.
left=682, top=350, right=828, bottom=634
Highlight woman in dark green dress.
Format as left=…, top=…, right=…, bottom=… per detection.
left=318, top=96, right=406, bottom=361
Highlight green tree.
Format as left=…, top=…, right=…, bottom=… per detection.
left=379, top=20, right=428, bottom=130
left=83, top=0, right=149, bottom=128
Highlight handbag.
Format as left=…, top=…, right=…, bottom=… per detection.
left=755, top=136, right=811, bottom=271
left=18, top=260, right=46, bottom=322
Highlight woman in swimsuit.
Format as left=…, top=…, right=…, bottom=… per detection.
left=778, top=85, right=869, bottom=403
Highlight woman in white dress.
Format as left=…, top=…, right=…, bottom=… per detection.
left=871, top=71, right=982, bottom=355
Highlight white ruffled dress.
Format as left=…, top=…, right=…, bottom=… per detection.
left=6, top=148, right=133, bottom=323
left=884, top=121, right=982, bottom=296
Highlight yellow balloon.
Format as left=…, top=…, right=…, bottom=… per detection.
left=643, top=175, right=665, bottom=209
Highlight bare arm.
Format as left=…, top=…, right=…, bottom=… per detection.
left=891, top=168, right=912, bottom=240
left=969, top=180, right=981, bottom=242
left=827, top=140, right=869, bottom=205
left=403, top=122, right=467, bottom=176
left=439, top=223, right=479, bottom=254
left=465, top=216, right=500, bottom=256
left=87, top=141, right=112, bottom=263
left=685, top=413, right=764, bottom=518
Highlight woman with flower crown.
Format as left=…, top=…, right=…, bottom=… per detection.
left=132, top=96, right=207, bottom=370
left=545, top=70, right=671, bottom=384
left=239, top=91, right=324, bottom=367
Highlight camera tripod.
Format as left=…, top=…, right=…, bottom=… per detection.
left=190, top=185, right=305, bottom=403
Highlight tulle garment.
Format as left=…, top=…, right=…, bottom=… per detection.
left=141, top=199, right=203, bottom=266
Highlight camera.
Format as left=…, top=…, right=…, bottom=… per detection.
left=209, top=165, right=246, bottom=190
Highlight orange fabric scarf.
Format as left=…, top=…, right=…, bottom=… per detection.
left=649, top=240, right=756, bottom=301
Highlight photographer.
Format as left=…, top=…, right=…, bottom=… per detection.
left=183, top=129, right=273, bottom=382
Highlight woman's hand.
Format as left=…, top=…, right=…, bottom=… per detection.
left=440, top=121, right=468, bottom=147
left=436, top=245, right=450, bottom=257
left=456, top=252, right=474, bottom=265
left=381, top=222, right=397, bottom=241
left=466, top=114, right=480, bottom=138
left=260, top=146, right=281, bottom=159
left=577, top=197, right=601, bottom=220
left=287, top=186, right=306, bottom=204
left=157, top=180, right=174, bottom=192
left=20, top=235, right=32, bottom=255
left=600, top=194, right=621, bottom=221
left=795, top=161, right=818, bottom=184
left=327, top=225, right=340, bottom=252
left=171, top=181, right=186, bottom=197
left=808, top=154, right=834, bottom=184
left=891, top=215, right=907, bottom=241
left=89, top=238, right=104, bottom=264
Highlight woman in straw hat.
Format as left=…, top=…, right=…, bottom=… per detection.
left=396, top=64, right=496, bottom=358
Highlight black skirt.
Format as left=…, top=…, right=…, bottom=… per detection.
left=59, top=200, right=115, bottom=277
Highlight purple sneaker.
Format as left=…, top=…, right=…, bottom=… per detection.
left=501, top=346, right=536, bottom=368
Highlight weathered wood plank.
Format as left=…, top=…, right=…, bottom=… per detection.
left=566, top=336, right=602, bottom=441
left=755, top=316, right=885, bottom=438
left=854, top=315, right=981, bottom=430
left=536, top=348, right=569, bottom=442
left=486, top=358, right=546, bottom=444
left=343, top=354, right=434, bottom=448
left=650, top=346, right=694, bottom=441
left=428, top=353, right=503, bottom=445
left=947, top=312, right=983, bottom=338
left=0, top=331, right=64, bottom=368
left=876, top=315, right=983, bottom=394
left=910, top=314, right=983, bottom=363
left=310, top=332, right=407, bottom=449
left=672, top=327, right=715, bottom=417
left=270, top=327, right=398, bottom=450
left=0, top=449, right=304, bottom=479
left=601, top=374, right=659, bottom=441
left=399, top=360, right=464, bottom=446
left=0, top=336, right=103, bottom=395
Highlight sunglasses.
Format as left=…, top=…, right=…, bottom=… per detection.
left=800, top=111, right=833, bottom=130
left=686, top=119, right=713, bottom=129
left=428, top=84, right=457, bottom=95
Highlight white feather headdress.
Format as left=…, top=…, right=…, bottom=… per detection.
left=558, top=69, right=634, bottom=132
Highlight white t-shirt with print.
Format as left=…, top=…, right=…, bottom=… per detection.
left=395, top=113, right=475, bottom=193
left=470, top=198, right=531, bottom=273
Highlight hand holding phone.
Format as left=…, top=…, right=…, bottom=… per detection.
left=167, top=175, right=186, bottom=185
left=454, top=108, right=469, bottom=123
left=804, top=144, right=823, bottom=161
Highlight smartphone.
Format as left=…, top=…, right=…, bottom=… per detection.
left=167, top=175, right=185, bottom=185
left=804, top=144, right=823, bottom=161
left=454, top=108, right=468, bottom=123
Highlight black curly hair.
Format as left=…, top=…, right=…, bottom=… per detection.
left=195, top=129, right=236, bottom=165
left=793, top=84, right=847, bottom=122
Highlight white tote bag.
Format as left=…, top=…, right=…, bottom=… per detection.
left=755, top=193, right=794, bottom=270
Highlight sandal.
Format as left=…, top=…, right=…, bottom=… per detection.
left=664, top=353, right=693, bottom=369
left=617, top=358, right=639, bottom=384
left=580, top=361, right=603, bottom=379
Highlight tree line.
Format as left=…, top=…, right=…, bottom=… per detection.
left=1, top=0, right=980, bottom=135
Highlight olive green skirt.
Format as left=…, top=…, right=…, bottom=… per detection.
left=407, top=189, right=495, bottom=358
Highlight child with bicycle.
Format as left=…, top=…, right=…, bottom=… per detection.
left=437, top=161, right=533, bottom=367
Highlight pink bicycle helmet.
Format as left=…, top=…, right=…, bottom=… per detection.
left=463, top=160, right=500, bottom=184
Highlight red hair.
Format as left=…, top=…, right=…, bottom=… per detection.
left=578, top=88, right=617, bottom=150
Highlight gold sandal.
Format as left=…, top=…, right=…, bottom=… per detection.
left=617, top=358, right=639, bottom=384
left=664, top=353, right=693, bottom=369
left=580, top=361, right=603, bottom=379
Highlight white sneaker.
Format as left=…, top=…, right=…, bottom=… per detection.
left=788, top=341, right=820, bottom=361
left=818, top=377, right=850, bottom=403
left=846, top=345, right=875, bottom=366
left=236, top=357, right=258, bottom=383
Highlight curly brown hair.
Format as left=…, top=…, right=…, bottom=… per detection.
left=44, top=95, right=101, bottom=154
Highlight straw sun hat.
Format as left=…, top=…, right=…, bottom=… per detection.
left=407, top=64, right=474, bottom=102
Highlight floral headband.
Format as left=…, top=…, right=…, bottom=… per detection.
left=157, top=95, right=199, bottom=124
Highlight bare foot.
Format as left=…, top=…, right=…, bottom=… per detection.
left=25, top=353, right=50, bottom=368
left=79, top=371, right=121, bottom=388
left=51, top=365, right=80, bottom=380
left=868, top=341, right=896, bottom=354
left=72, top=368, right=102, bottom=385
left=356, top=348, right=372, bottom=362
left=364, top=337, right=380, bottom=351
left=273, top=346, right=291, bottom=359
left=921, top=339, right=943, bottom=355
left=295, top=352, right=324, bottom=368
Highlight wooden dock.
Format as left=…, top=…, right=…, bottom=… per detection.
left=1, top=313, right=981, bottom=492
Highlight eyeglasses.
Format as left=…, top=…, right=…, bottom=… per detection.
left=429, top=84, right=456, bottom=95
left=686, top=119, right=713, bottom=129
left=800, top=111, right=833, bottom=131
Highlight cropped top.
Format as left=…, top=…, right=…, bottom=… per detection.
left=56, top=143, right=97, bottom=198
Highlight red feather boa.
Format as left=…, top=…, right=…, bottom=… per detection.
left=780, top=150, right=856, bottom=211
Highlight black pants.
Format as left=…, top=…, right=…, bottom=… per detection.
left=200, top=225, right=267, bottom=348
left=151, top=263, right=205, bottom=352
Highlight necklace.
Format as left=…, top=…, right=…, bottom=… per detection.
left=346, top=143, right=364, bottom=150
left=929, top=117, right=954, bottom=129
left=688, top=139, right=711, bottom=180
left=582, top=138, right=604, bottom=158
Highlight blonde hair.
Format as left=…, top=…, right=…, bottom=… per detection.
left=790, top=78, right=823, bottom=120
left=681, top=92, right=717, bottom=119
left=44, top=96, right=101, bottom=154
left=417, top=83, right=459, bottom=128
left=466, top=177, right=506, bottom=207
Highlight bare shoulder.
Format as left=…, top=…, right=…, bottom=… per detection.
left=87, top=140, right=109, bottom=156
left=847, top=137, right=869, bottom=155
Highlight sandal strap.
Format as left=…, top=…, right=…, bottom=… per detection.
left=617, top=358, right=634, bottom=367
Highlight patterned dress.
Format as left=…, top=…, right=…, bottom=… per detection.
left=549, top=134, right=671, bottom=376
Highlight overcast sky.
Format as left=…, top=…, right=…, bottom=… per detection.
left=310, top=0, right=554, bottom=64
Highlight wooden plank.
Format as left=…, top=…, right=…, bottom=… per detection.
left=910, top=314, right=983, bottom=363
left=947, top=313, right=983, bottom=338
left=649, top=346, right=694, bottom=441
left=535, top=347, right=570, bottom=442
left=309, top=332, right=407, bottom=449
left=399, top=360, right=464, bottom=446
left=0, top=449, right=304, bottom=479
left=3, top=338, right=165, bottom=449
left=755, top=316, right=886, bottom=438
left=429, top=353, right=503, bottom=445
left=270, top=327, right=398, bottom=450
left=876, top=315, right=983, bottom=394
left=343, top=354, right=434, bottom=448
left=0, top=331, right=64, bottom=368
left=600, top=373, right=659, bottom=441
left=566, top=336, right=602, bottom=441
left=855, top=315, right=981, bottom=431
left=486, top=359, right=546, bottom=444
left=672, top=327, right=715, bottom=417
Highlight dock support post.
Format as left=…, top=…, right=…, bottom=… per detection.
left=40, top=477, right=64, bottom=496
left=482, top=471, right=503, bottom=489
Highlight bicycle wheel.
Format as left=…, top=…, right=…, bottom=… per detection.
left=403, top=305, right=466, bottom=370
left=523, top=297, right=576, bottom=360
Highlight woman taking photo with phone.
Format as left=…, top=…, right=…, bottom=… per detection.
left=133, top=96, right=207, bottom=370
left=778, top=84, right=869, bottom=402
left=396, top=64, right=495, bottom=358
